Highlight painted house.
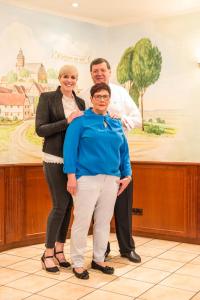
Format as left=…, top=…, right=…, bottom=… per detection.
left=0, top=92, right=33, bottom=120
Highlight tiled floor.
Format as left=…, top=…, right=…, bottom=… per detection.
left=1, top=234, right=200, bottom=300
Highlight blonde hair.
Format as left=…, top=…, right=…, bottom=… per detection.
left=58, top=65, right=78, bottom=78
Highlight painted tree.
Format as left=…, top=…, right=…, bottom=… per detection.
left=117, top=38, right=162, bottom=130
left=117, top=47, right=140, bottom=107
left=132, top=38, right=162, bottom=130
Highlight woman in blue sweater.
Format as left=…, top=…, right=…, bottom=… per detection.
left=63, top=83, right=132, bottom=279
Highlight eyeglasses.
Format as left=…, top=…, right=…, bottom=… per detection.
left=93, top=94, right=110, bottom=100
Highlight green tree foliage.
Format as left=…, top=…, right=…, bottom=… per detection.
left=129, top=84, right=139, bottom=107
left=47, top=68, right=58, bottom=79
left=132, top=38, right=162, bottom=129
left=116, top=38, right=162, bottom=130
left=19, top=68, right=30, bottom=78
left=6, top=71, right=18, bottom=83
left=117, top=47, right=133, bottom=84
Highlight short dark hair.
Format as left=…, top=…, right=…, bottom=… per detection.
left=90, top=58, right=111, bottom=72
left=90, top=83, right=111, bottom=98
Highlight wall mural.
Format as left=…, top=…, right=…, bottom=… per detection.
left=0, top=2, right=105, bottom=163
left=0, top=2, right=200, bottom=163
left=116, top=38, right=175, bottom=161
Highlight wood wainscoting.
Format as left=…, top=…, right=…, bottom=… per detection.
left=0, top=162, right=200, bottom=251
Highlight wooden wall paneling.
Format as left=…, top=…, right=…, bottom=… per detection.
left=5, top=166, right=24, bottom=244
left=1, top=162, right=200, bottom=251
left=197, top=166, right=200, bottom=241
left=0, top=168, right=5, bottom=246
left=132, top=164, right=191, bottom=239
left=24, top=166, right=51, bottom=239
left=185, top=166, right=198, bottom=240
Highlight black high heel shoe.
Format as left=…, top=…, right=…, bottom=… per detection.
left=54, top=249, right=71, bottom=269
left=73, top=268, right=89, bottom=280
left=91, top=260, right=114, bottom=274
left=41, top=253, right=60, bottom=274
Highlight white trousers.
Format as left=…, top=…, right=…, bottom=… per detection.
left=70, top=175, right=119, bottom=268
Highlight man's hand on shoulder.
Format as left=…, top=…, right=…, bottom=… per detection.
left=110, top=112, right=121, bottom=120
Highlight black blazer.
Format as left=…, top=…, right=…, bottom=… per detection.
left=35, top=86, right=85, bottom=157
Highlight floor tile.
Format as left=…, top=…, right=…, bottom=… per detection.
left=9, top=258, right=42, bottom=273
left=81, top=289, right=133, bottom=300
left=1, top=236, right=200, bottom=300
left=172, top=243, right=200, bottom=254
left=35, top=269, right=73, bottom=280
left=67, top=269, right=117, bottom=288
left=110, top=254, right=151, bottom=266
left=192, top=292, right=200, bottom=299
left=101, top=277, right=153, bottom=298
left=0, top=254, right=26, bottom=267
left=0, top=286, right=31, bottom=300
left=190, top=256, right=200, bottom=265
left=176, top=263, right=200, bottom=277
left=25, top=295, right=52, bottom=300
left=145, top=239, right=180, bottom=250
left=139, top=284, right=195, bottom=300
left=158, top=250, right=198, bottom=263
left=39, top=281, right=94, bottom=300
left=4, top=246, right=43, bottom=258
left=122, top=266, right=170, bottom=283
left=142, top=258, right=184, bottom=272
left=0, top=267, right=28, bottom=284
left=160, top=273, right=200, bottom=292
left=133, top=237, right=153, bottom=247
left=30, top=243, right=45, bottom=249
left=102, top=260, right=136, bottom=276
left=135, top=245, right=166, bottom=257
left=6, top=274, right=59, bottom=293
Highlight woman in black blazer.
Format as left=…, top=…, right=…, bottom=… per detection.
left=36, top=65, right=85, bottom=273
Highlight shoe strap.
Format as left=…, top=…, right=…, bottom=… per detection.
left=44, top=255, right=54, bottom=259
left=55, top=250, right=64, bottom=254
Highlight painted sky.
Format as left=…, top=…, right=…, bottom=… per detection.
left=0, top=2, right=107, bottom=88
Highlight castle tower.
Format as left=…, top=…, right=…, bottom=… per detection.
left=16, top=49, right=25, bottom=70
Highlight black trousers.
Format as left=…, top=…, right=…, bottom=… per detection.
left=107, top=179, right=135, bottom=254
left=43, top=162, right=73, bottom=248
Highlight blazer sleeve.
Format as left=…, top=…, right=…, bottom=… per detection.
left=119, top=134, right=132, bottom=178
left=63, top=117, right=83, bottom=174
left=35, top=93, right=68, bottom=137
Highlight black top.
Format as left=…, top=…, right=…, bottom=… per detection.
left=35, top=86, right=85, bottom=158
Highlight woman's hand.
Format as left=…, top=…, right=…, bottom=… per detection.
left=67, top=110, right=83, bottom=124
left=117, top=176, right=131, bottom=196
left=67, top=174, right=77, bottom=195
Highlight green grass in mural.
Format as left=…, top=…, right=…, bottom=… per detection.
left=0, top=122, right=22, bottom=151
left=129, top=121, right=176, bottom=136
left=25, top=124, right=42, bottom=146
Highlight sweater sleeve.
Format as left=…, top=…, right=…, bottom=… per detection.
left=63, top=117, right=83, bottom=174
left=119, top=134, right=132, bottom=178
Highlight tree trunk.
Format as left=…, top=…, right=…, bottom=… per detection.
left=140, top=92, right=144, bottom=131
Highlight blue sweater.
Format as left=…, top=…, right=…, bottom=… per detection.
left=63, top=108, right=132, bottom=179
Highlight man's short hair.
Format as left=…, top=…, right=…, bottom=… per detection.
left=90, top=83, right=111, bottom=98
left=90, top=58, right=111, bottom=72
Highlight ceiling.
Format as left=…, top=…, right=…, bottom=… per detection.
left=4, top=0, right=200, bottom=26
